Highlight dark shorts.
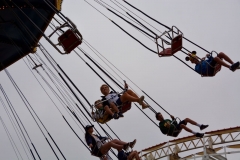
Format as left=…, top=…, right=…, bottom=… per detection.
left=92, top=147, right=103, bottom=157
left=115, top=98, right=122, bottom=106
left=210, top=59, right=217, bottom=67
left=118, top=150, right=128, bottom=160
left=176, top=120, right=187, bottom=130
left=207, top=57, right=217, bottom=75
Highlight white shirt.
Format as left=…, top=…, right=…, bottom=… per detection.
left=105, top=92, right=119, bottom=104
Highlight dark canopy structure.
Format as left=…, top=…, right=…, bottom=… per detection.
left=0, top=0, right=62, bottom=71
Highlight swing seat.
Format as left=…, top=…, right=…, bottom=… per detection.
left=58, top=29, right=82, bottom=54
left=168, top=129, right=182, bottom=137
left=158, top=35, right=182, bottom=57
left=171, top=34, right=182, bottom=54
left=94, top=102, right=131, bottom=124
left=120, top=102, right=132, bottom=113
left=158, top=48, right=172, bottom=57
left=166, top=118, right=182, bottom=137
left=201, top=63, right=222, bottom=77
left=95, top=114, right=112, bottom=124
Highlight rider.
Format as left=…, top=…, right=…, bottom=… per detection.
left=92, top=100, right=122, bottom=120
left=85, top=125, right=136, bottom=158
left=155, top=112, right=208, bottom=138
left=185, top=51, right=239, bottom=76
left=100, top=83, right=149, bottom=110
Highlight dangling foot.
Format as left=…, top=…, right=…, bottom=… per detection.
left=123, top=143, right=130, bottom=151
left=118, top=112, right=124, bottom=118
left=200, top=124, right=209, bottom=130
left=112, top=113, right=119, bottom=119
left=142, top=103, right=149, bottom=109
left=138, top=96, right=144, bottom=105
left=195, top=133, right=204, bottom=138
left=129, top=139, right=136, bottom=148
left=230, top=62, right=240, bottom=72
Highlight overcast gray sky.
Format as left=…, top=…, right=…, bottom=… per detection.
left=0, top=0, right=240, bottom=160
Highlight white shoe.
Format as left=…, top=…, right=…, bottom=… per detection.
left=142, top=104, right=149, bottom=109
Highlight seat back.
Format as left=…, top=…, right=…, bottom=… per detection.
left=213, top=64, right=221, bottom=76
left=171, top=34, right=183, bottom=54
left=201, top=62, right=222, bottom=77
left=157, top=26, right=183, bottom=57
left=121, top=102, right=132, bottom=113
left=96, top=114, right=112, bottom=124
left=58, top=29, right=82, bottom=53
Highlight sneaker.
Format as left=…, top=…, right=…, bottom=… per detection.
left=142, top=103, right=149, bottom=109
left=118, top=112, right=124, bottom=118
left=123, top=143, right=130, bottom=151
left=138, top=96, right=144, bottom=105
left=196, top=133, right=204, bottom=138
left=200, top=124, right=209, bottom=130
left=230, top=62, right=240, bottom=72
left=129, top=139, right=136, bottom=148
left=112, top=113, right=119, bottom=119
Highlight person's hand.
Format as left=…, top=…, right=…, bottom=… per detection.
left=89, top=144, right=93, bottom=148
left=165, top=122, right=171, bottom=128
left=124, top=81, right=128, bottom=89
left=105, top=137, right=109, bottom=140
left=170, top=115, right=175, bottom=120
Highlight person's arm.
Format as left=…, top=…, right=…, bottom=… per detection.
left=100, top=135, right=109, bottom=141
left=91, top=112, right=96, bottom=119
left=86, top=135, right=93, bottom=148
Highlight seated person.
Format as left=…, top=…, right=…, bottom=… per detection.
left=155, top=112, right=208, bottom=138
left=100, top=83, right=149, bottom=110
left=92, top=100, right=123, bottom=120
left=186, top=51, right=239, bottom=76
left=118, top=150, right=141, bottom=160
left=85, top=125, right=136, bottom=158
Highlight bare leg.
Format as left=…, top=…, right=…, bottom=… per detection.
left=184, top=118, right=197, bottom=125
left=120, top=90, right=141, bottom=103
left=109, top=102, right=119, bottom=113
left=111, top=139, right=128, bottom=145
left=214, top=57, right=231, bottom=68
left=180, top=124, right=193, bottom=133
left=100, top=142, right=123, bottom=154
left=104, top=106, right=114, bottom=116
left=218, top=52, right=234, bottom=64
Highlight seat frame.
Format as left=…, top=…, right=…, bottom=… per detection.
left=157, top=26, right=183, bottom=57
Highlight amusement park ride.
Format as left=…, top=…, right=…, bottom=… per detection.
left=0, top=0, right=239, bottom=160
left=141, top=127, right=240, bottom=160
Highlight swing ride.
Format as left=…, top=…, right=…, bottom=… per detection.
left=0, top=1, right=239, bottom=160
